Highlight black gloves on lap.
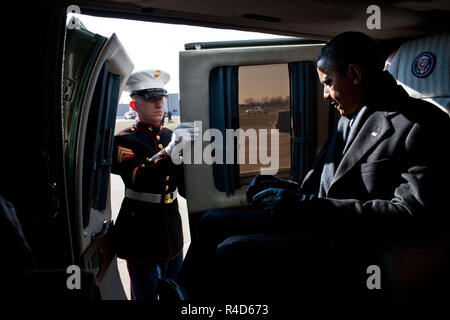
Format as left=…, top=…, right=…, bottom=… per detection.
left=246, top=175, right=317, bottom=225
left=252, top=187, right=316, bottom=215
left=246, top=175, right=300, bottom=203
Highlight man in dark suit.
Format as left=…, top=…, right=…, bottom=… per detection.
left=177, top=32, right=449, bottom=300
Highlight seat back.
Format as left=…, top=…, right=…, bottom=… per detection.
left=382, top=33, right=450, bottom=300
left=387, top=33, right=450, bottom=114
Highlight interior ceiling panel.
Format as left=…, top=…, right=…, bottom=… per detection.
left=77, top=0, right=450, bottom=40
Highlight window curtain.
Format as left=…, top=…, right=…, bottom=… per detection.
left=82, top=59, right=121, bottom=227
left=93, top=71, right=121, bottom=211
left=209, top=66, right=240, bottom=194
left=288, top=61, right=317, bottom=183
left=83, top=61, right=109, bottom=226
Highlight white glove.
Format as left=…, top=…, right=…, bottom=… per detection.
left=164, top=122, right=200, bottom=157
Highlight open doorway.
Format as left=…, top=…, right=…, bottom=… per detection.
left=69, top=11, right=292, bottom=299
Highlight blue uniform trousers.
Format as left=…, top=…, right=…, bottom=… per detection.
left=126, top=252, right=183, bottom=300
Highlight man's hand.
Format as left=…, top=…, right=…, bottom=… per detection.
left=252, top=188, right=300, bottom=214
left=246, top=174, right=299, bottom=203
left=252, top=188, right=317, bottom=230
left=165, top=122, right=200, bottom=156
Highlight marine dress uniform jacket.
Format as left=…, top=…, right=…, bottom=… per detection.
left=297, top=72, right=450, bottom=242
left=111, top=120, right=184, bottom=262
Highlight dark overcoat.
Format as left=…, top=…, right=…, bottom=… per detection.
left=298, top=72, right=450, bottom=243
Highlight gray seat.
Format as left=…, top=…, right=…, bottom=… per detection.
left=382, top=33, right=450, bottom=301
left=387, top=32, right=450, bottom=114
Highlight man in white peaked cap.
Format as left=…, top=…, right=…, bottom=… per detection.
left=111, top=69, right=198, bottom=300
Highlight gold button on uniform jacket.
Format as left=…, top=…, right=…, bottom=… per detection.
left=111, top=121, right=184, bottom=262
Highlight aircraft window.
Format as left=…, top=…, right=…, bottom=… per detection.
left=238, top=64, right=291, bottom=183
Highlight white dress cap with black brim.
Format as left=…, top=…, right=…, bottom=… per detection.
left=125, top=69, right=170, bottom=97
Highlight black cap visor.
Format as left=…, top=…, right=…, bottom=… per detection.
left=131, top=88, right=168, bottom=99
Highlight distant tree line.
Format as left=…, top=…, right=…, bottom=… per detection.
left=239, top=96, right=289, bottom=109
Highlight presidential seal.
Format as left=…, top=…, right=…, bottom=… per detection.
left=411, top=52, right=435, bottom=78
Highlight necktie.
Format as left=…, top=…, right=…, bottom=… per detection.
left=335, top=116, right=351, bottom=162
left=318, top=116, right=350, bottom=197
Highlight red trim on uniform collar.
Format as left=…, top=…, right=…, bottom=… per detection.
left=136, top=120, right=164, bottom=132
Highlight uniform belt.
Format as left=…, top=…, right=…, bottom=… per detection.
left=125, top=189, right=177, bottom=204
